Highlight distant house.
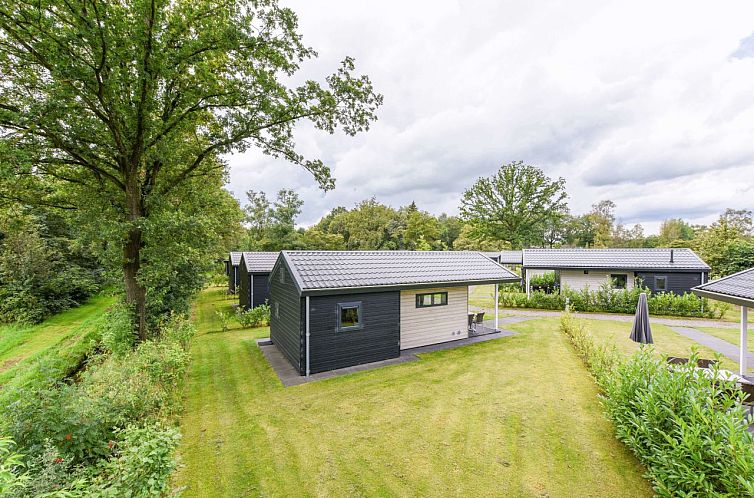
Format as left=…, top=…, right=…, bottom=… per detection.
left=521, top=248, right=710, bottom=296
left=269, top=251, right=519, bottom=376
left=238, top=252, right=279, bottom=309
left=226, top=251, right=243, bottom=294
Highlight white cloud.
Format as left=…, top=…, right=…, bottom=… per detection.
left=225, top=0, right=754, bottom=231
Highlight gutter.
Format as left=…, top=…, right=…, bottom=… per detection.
left=305, top=295, right=310, bottom=376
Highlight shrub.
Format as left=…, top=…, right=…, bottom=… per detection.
left=0, top=312, right=194, bottom=494
left=0, top=437, right=29, bottom=497
left=602, top=350, right=754, bottom=496
left=216, top=310, right=231, bottom=333
left=559, top=313, right=621, bottom=385
left=530, top=271, right=556, bottom=293
left=235, top=303, right=271, bottom=328
left=501, top=283, right=723, bottom=318
left=100, top=304, right=136, bottom=357
left=560, top=316, right=754, bottom=496
left=88, top=424, right=181, bottom=497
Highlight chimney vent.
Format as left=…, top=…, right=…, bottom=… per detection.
left=670, top=249, right=674, bottom=263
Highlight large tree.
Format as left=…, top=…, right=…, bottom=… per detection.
left=0, top=0, right=381, bottom=338
left=459, top=161, right=567, bottom=248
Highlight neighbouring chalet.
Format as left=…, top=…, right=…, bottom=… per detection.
left=269, top=251, right=519, bottom=376
left=238, top=252, right=279, bottom=309
left=521, top=247, right=710, bottom=296
left=225, top=251, right=243, bottom=294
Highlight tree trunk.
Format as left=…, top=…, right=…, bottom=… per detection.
left=124, top=179, right=148, bottom=341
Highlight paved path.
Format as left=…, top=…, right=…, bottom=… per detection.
left=669, top=326, right=753, bottom=365
left=501, top=309, right=739, bottom=329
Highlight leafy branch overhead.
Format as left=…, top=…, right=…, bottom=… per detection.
left=0, top=0, right=382, bottom=200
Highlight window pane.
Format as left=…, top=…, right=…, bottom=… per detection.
left=656, top=277, right=667, bottom=290
left=341, top=306, right=359, bottom=327
left=421, top=294, right=432, bottom=306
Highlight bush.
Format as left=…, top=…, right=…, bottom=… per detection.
left=560, top=315, right=754, bottom=496
left=603, top=350, right=754, bottom=496
left=0, top=437, right=29, bottom=497
left=559, top=313, right=621, bottom=385
left=501, top=282, right=724, bottom=318
left=101, top=303, right=136, bottom=357
left=235, top=303, right=271, bottom=328
left=0, top=312, right=194, bottom=495
left=530, top=271, right=556, bottom=293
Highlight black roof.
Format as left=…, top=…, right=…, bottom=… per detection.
left=277, top=250, right=520, bottom=295
left=693, top=268, right=754, bottom=307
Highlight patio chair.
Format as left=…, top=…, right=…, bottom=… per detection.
left=475, top=312, right=485, bottom=332
left=467, top=313, right=476, bottom=333
left=666, top=357, right=718, bottom=369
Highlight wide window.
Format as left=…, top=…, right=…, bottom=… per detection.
left=655, top=276, right=668, bottom=292
left=416, top=292, right=448, bottom=308
left=610, top=274, right=628, bottom=289
left=337, top=302, right=363, bottom=332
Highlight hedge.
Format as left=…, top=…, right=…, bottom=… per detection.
left=500, top=283, right=725, bottom=318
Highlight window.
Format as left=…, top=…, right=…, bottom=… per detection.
left=610, top=274, right=628, bottom=289
left=584, top=270, right=589, bottom=274
left=279, top=268, right=285, bottom=284
left=337, top=302, right=362, bottom=332
left=416, top=292, right=448, bottom=308
left=655, top=276, right=668, bottom=292
left=274, top=302, right=279, bottom=319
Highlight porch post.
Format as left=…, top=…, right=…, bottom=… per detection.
left=494, top=283, right=499, bottom=331
left=525, top=269, right=531, bottom=298
left=741, top=306, right=748, bottom=376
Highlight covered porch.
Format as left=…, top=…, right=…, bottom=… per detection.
left=692, top=268, right=754, bottom=379
left=467, top=283, right=506, bottom=337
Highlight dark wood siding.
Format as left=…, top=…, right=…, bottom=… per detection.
left=238, top=263, right=250, bottom=309
left=269, top=263, right=304, bottom=374
left=636, top=271, right=708, bottom=294
left=228, top=264, right=239, bottom=294
left=252, top=273, right=271, bottom=308
left=308, top=291, right=400, bottom=374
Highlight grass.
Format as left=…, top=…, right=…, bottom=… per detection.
left=536, top=316, right=739, bottom=371
left=173, top=288, right=651, bottom=497
left=0, top=294, right=115, bottom=386
left=696, top=326, right=754, bottom=354
left=716, top=302, right=754, bottom=323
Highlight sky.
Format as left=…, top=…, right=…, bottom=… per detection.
left=225, top=0, right=754, bottom=234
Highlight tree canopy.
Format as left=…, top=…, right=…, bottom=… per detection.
left=459, top=161, right=568, bottom=249
left=0, top=0, right=381, bottom=338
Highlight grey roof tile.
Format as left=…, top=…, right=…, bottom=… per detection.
left=228, top=251, right=242, bottom=266
left=241, top=252, right=279, bottom=273
left=522, top=248, right=709, bottom=270
left=500, top=250, right=523, bottom=264
left=282, top=251, right=519, bottom=292
left=693, top=268, right=754, bottom=301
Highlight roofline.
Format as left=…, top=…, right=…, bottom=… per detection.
left=692, top=288, right=754, bottom=308
left=299, top=276, right=521, bottom=296
left=521, top=247, right=710, bottom=271
left=239, top=251, right=278, bottom=273
left=522, top=265, right=710, bottom=271
left=277, top=251, right=304, bottom=295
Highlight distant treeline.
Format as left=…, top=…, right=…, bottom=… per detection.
left=238, top=163, right=754, bottom=279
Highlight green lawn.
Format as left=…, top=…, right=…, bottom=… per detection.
left=0, top=294, right=115, bottom=385
left=696, top=326, right=754, bottom=354
left=537, top=316, right=740, bottom=371
left=173, top=288, right=651, bottom=497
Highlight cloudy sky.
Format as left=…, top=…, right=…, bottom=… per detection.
left=225, top=0, right=754, bottom=233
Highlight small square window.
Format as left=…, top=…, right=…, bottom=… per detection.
left=337, top=302, right=362, bottom=332
left=584, top=270, right=589, bottom=274
left=610, top=274, right=628, bottom=289
left=655, top=276, right=668, bottom=292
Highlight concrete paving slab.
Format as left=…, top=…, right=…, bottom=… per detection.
left=257, top=329, right=517, bottom=387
